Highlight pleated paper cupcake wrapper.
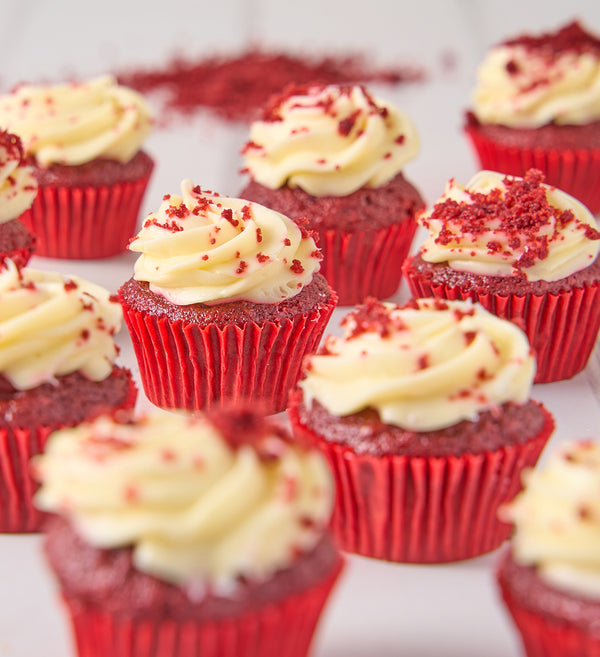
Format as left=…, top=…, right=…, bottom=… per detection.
left=315, top=219, right=417, bottom=306
left=121, top=298, right=336, bottom=414
left=61, top=556, right=343, bottom=657
left=465, top=127, right=600, bottom=215
left=289, top=407, right=554, bottom=563
left=498, top=570, right=600, bottom=657
left=403, top=269, right=600, bottom=384
left=19, top=171, right=152, bottom=259
left=0, top=380, right=137, bottom=534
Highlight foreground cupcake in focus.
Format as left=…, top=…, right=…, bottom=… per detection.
left=33, top=408, right=343, bottom=657
left=119, top=180, right=336, bottom=413
left=0, top=130, right=37, bottom=266
left=403, top=169, right=600, bottom=383
left=288, top=297, right=554, bottom=563
left=498, top=440, right=600, bottom=657
left=464, top=21, right=600, bottom=213
left=0, top=75, right=154, bottom=258
left=0, top=259, right=136, bottom=532
left=240, top=83, right=424, bottom=305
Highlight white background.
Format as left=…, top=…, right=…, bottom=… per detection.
left=3, top=1, right=600, bottom=655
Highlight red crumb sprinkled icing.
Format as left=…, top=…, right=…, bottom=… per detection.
left=165, top=203, right=190, bottom=220
left=63, top=279, right=78, bottom=292
left=502, top=20, right=600, bottom=57
left=80, top=329, right=90, bottom=341
left=256, top=252, right=269, bottom=263
left=236, top=260, right=248, bottom=274
left=0, top=130, right=25, bottom=164
left=342, top=297, right=406, bottom=339
left=417, top=354, right=429, bottom=370
left=221, top=208, right=239, bottom=227
left=290, top=259, right=304, bottom=274
left=338, top=109, right=362, bottom=136
left=108, top=294, right=120, bottom=304
left=256, top=227, right=263, bottom=242
left=422, top=169, right=600, bottom=274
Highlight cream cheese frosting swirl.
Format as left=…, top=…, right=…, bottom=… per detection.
left=472, top=22, right=600, bottom=127
left=0, top=260, right=122, bottom=390
left=503, top=440, right=600, bottom=600
left=130, top=179, right=322, bottom=305
left=299, top=297, right=535, bottom=432
left=243, top=83, right=419, bottom=197
left=0, top=75, right=153, bottom=166
left=33, top=410, right=334, bottom=590
left=418, top=170, right=600, bottom=282
left=0, top=131, right=37, bottom=223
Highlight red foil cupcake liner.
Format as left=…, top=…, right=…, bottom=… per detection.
left=61, top=557, right=343, bottom=657
left=19, top=171, right=153, bottom=259
left=315, top=220, right=417, bottom=306
left=464, top=127, right=600, bottom=214
left=0, top=380, right=137, bottom=534
left=121, top=298, right=336, bottom=414
left=403, top=269, right=600, bottom=384
left=498, top=570, right=600, bottom=657
left=289, top=405, right=554, bottom=563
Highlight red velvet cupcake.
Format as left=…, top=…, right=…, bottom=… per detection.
left=403, top=169, right=600, bottom=383
left=0, top=131, right=37, bottom=266
left=240, top=83, right=424, bottom=305
left=33, top=409, right=343, bottom=657
left=0, top=260, right=136, bottom=532
left=497, top=440, right=600, bottom=657
left=464, top=21, right=600, bottom=214
left=0, top=75, right=154, bottom=258
left=288, top=297, right=554, bottom=563
left=120, top=180, right=336, bottom=414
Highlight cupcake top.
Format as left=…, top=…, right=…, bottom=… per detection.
left=0, top=259, right=122, bottom=390
left=0, top=130, right=37, bottom=224
left=418, top=169, right=600, bottom=282
left=33, top=409, right=334, bottom=591
left=503, top=439, right=600, bottom=600
left=471, top=21, right=600, bottom=128
left=0, top=75, right=153, bottom=167
left=129, top=179, right=322, bottom=305
left=242, top=83, right=419, bottom=197
left=299, top=297, right=534, bottom=432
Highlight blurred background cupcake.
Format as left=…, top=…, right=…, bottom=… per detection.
left=120, top=179, right=336, bottom=413
left=33, top=408, right=343, bottom=657
left=288, top=297, right=554, bottom=563
left=403, top=169, right=600, bottom=383
left=0, top=75, right=154, bottom=259
left=0, top=260, right=136, bottom=532
left=464, top=20, right=600, bottom=214
left=497, top=439, right=600, bottom=657
left=240, top=83, right=424, bottom=305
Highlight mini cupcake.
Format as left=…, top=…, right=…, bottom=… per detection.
left=0, top=75, right=154, bottom=258
left=464, top=20, right=600, bottom=214
left=119, top=180, right=336, bottom=414
left=403, top=169, right=600, bottom=383
left=0, top=259, right=136, bottom=532
left=33, top=408, right=343, bottom=657
left=240, top=83, right=424, bottom=305
left=288, top=297, right=554, bottom=563
left=497, top=439, right=600, bottom=657
left=0, top=130, right=37, bottom=266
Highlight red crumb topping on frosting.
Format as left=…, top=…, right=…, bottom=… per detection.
left=421, top=169, right=600, bottom=275
left=342, top=297, right=406, bottom=339
left=503, top=20, right=600, bottom=57
left=0, top=130, right=25, bottom=165
left=63, top=279, right=78, bottom=292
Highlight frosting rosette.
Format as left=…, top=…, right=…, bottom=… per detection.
left=0, top=75, right=153, bottom=166
left=503, top=440, right=600, bottom=600
left=0, top=131, right=37, bottom=223
left=299, top=297, right=535, bottom=432
left=130, top=179, right=322, bottom=305
left=418, top=169, right=600, bottom=282
left=34, top=410, right=334, bottom=590
left=0, top=260, right=122, bottom=390
left=243, top=83, right=419, bottom=196
left=471, top=22, right=600, bottom=127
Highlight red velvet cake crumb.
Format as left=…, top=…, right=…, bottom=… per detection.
left=503, top=20, right=600, bottom=57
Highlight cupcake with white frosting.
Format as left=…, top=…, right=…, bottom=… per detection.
left=288, top=297, right=554, bottom=563
left=119, top=179, right=336, bottom=413
left=0, top=75, right=154, bottom=258
left=497, top=439, right=600, bottom=657
left=33, top=408, right=343, bottom=657
left=240, top=83, right=424, bottom=304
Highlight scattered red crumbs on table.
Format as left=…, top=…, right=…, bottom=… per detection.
left=116, top=49, right=425, bottom=124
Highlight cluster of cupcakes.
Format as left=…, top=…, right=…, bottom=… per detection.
left=1, top=15, right=600, bottom=657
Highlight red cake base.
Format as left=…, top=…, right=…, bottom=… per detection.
left=0, top=217, right=36, bottom=268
